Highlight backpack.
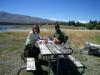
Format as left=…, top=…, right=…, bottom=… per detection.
left=24, top=44, right=40, bottom=58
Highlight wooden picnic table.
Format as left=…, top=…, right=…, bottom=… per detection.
left=26, top=40, right=85, bottom=75
left=37, top=40, right=72, bottom=75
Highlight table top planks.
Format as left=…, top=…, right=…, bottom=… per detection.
left=37, top=40, right=71, bottom=56
left=54, top=45, right=68, bottom=53
left=38, top=44, right=52, bottom=55
left=46, top=43, right=62, bottom=55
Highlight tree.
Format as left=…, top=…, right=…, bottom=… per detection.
left=86, top=23, right=95, bottom=30
left=68, top=21, right=75, bottom=26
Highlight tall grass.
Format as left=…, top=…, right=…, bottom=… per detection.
left=63, top=30, right=100, bottom=48
left=40, top=29, right=100, bottom=48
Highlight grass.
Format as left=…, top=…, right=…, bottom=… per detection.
left=0, top=29, right=100, bottom=75
left=0, top=32, right=28, bottom=75
left=65, top=30, right=100, bottom=48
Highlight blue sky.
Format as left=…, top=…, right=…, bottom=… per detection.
left=0, top=0, right=100, bottom=22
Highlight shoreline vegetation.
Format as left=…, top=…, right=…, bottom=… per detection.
left=0, top=26, right=100, bottom=75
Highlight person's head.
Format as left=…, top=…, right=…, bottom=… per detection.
left=55, top=23, right=61, bottom=32
left=32, top=25, right=40, bottom=34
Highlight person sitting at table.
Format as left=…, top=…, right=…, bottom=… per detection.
left=52, top=23, right=69, bottom=75
left=53, top=23, right=68, bottom=45
left=25, top=25, right=44, bottom=75
left=25, top=25, right=40, bottom=59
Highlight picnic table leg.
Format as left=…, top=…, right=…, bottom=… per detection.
left=48, top=56, right=51, bottom=75
left=57, top=55, right=59, bottom=75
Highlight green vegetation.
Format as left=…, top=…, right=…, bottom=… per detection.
left=56, top=20, right=100, bottom=30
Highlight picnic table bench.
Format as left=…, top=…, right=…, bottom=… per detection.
left=67, top=55, right=86, bottom=74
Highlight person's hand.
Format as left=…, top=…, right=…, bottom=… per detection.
left=44, top=39, right=48, bottom=43
left=53, top=38, right=60, bottom=44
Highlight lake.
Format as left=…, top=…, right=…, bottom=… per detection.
left=0, top=25, right=30, bottom=32
left=0, top=25, right=9, bottom=32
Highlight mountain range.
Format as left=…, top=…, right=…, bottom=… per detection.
left=0, top=11, right=55, bottom=25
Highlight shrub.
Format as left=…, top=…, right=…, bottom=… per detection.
left=86, top=23, right=96, bottom=30
left=96, top=24, right=100, bottom=30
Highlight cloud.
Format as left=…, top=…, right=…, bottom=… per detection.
left=79, top=20, right=88, bottom=23
left=49, top=18, right=56, bottom=21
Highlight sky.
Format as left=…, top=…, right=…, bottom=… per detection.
left=0, top=0, right=100, bottom=22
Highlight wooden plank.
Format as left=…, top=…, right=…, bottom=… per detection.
left=27, top=58, right=36, bottom=70
left=54, top=45, right=70, bottom=54
left=46, top=43, right=62, bottom=55
left=67, top=55, right=84, bottom=68
left=38, top=44, right=52, bottom=55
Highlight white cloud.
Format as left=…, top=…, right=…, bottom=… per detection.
left=49, top=18, right=56, bottom=21
left=79, top=20, right=88, bottom=23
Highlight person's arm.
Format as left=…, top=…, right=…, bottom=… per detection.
left=26, top=31, right=36, bottom=45
left=53, top=32, right=61, bottom=44
left=26, top=32, right=31, bottom=45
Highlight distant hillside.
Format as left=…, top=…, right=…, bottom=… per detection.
left=0, top=11, right=55, bottom=25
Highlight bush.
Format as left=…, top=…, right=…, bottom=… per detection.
left=96, top=25, right=100, bottom=30
left=86, top=23, right=96, bottom=30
